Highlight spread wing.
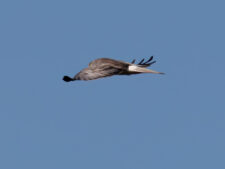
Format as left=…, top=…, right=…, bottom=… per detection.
left=73, top=58, right=129, bottom=80
left=74, top=66, right=121, bottom=81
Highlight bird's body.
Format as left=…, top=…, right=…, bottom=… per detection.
left=63, top=56, right=164, bottom=82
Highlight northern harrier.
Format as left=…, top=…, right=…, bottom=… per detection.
left=63, top=56, right=164, bottom=82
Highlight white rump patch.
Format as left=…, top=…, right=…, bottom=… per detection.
left=128, top=65, right=139, bottom=71
left=128, top=64, right=163, bottom=74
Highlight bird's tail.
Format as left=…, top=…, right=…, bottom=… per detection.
left=128, top=65, right=164, bottom=74
left=63, top=76, right=75, bottom=82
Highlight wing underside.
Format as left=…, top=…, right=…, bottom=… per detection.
left=74, top=67, right=122, bottom=80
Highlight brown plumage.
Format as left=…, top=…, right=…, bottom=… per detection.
left=63, top=56, right=164, bottom=82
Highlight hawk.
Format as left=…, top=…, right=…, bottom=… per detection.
left=63, top=56, right=164, bottom=82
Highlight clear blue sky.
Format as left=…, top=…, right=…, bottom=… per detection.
left=0, top=0, right=225, bottom=169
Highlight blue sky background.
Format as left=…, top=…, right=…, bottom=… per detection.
left=0, top=0, right=225, bottom=169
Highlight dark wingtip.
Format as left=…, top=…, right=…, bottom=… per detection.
left=63, top=76, right=74, bottom=82
left=131, top=59, right=136, bottom=64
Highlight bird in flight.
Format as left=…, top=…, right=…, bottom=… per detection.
left=63, top=56, right=164, bottom=82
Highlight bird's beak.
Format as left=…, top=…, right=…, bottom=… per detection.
left=144, top=69, right=165, bottom=74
